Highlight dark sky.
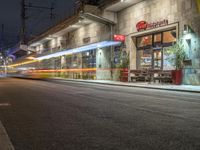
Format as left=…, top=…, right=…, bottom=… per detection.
left=0, top=0, right=75, bottom=49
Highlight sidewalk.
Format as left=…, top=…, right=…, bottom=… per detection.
left=51, top=78, right=200, bottom=93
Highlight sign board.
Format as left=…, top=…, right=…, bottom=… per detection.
left=114, top=34, right=126, bottom=42
left=136, top=19, right=168, bottom=32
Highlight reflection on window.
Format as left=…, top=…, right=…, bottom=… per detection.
left=163, top=47, right=175, bottom=70
left=154, top=34, right=162, bottom=47
left=138, top=49, right=152, bottom=69
left=66, top=55, right=72, bottom=69
left=163, top=30, right=176, bottom=46
left=137, top=35, right=152, bottom=48
left=72, top=54, right=81, bottom=68
left=153, top=50, right=162, bottom=69
left=82, top=50, right=96, bottom=68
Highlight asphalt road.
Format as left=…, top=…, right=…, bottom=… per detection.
left=0, top=78, right=200, bottom=150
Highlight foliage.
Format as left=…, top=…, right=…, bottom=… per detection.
left=115, top=50, right=130, bottom=69
left=165, top=40, right=186, bottom=70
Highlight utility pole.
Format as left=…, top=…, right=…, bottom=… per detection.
left=0, top=24, right=4, bottom=53
left=20, top=0, right=55, bottom=45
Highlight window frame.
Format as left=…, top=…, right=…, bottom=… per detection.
left=136, top=28, right=176, bottom=70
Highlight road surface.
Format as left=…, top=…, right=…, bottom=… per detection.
left=0, top=78, right=200, bottom=150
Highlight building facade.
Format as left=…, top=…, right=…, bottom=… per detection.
left=10, top=0, right=200, bottom=85
left=112, top=0, right=200, bottom=85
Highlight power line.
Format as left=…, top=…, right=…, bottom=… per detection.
left=20, top=0, right=55, bottom=44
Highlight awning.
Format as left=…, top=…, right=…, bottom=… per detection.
left=35, top=41, right=121, bottom=61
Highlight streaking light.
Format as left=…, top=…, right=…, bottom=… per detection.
left=8, top=60, right=38, bottom=68
left=35, top=41, right=121, bottom=61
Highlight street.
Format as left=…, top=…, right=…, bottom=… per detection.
left=0, top=78, right=200, bottom=150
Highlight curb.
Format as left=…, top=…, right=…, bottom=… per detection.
left=50, top=78, right=200, bottom=93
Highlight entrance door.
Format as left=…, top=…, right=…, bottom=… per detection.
left=153, top=48, right=162, bottom=69
left=153, top=33, right=162, bottom=69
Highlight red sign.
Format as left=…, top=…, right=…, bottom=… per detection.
left=136, top=19, right=168, bottom=32
left=114, top=34, right=126, bottom=42
left=136, top=21, right=148, bottom=32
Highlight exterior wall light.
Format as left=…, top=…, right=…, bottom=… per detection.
left=183, top=25, right=189, bottom=35
left=183, top=25, right=194, bottom=35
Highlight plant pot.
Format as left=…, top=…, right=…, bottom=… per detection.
left=120, top=68, right=129, bottom=82
left=171, top=70, right=183, bottom=85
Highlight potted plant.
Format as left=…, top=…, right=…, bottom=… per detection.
left=118, top=51, right=129, bottom=82
left=166, top=40, right=186, bottom=85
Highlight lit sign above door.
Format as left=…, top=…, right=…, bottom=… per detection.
left=114, top=34, right=126, bottom=42
left=136, top=19, right=168, bottom=32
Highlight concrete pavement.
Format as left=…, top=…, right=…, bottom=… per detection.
left=51, top=77, right=200, bottom=93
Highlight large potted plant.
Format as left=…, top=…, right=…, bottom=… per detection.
left=114, top=50, right=129, bottom=82
left=167, top=41, right=186, bottom=85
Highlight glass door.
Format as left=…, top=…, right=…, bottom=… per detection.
left=153, top=49, right=162, bottom=69
left=138, top=48, right=152, bottom=69
left=153, top=33, right=162, bottom=69
left=137, top=35, right=153, bottom=69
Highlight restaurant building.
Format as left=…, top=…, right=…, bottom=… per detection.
left=104, top=0, right=200, bottom=85
left=10, top=0, right=200, bottom=85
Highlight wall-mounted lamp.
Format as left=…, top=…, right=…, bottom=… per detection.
left=183, top=25, right=194, bottom=35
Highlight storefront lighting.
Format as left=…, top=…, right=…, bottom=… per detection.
left=183, top=25, right=194, bottom=35
left=27, top=56, right=35, bottom=60
left=46, top=35, right=56, bottom=40
left=35, top=41, right=121, bottom=61
left=183, top=33, right=193, bottom=40
left=46, top=37, right=54, bottom=40
left=183, top=25, right=189, bottom=35
left=30, top=42, right=42, bottom=47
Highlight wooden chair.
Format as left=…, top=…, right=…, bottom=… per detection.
left=130, top=70, right=142, bottom=82
left=160, top=70, right=172, bottom=83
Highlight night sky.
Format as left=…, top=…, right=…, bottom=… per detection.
left=0, top=0, right=75, bottom=49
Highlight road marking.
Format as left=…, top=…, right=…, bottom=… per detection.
left=0, top=121, right=15, bottom=150
left=0, top=103, right=11, bottom=107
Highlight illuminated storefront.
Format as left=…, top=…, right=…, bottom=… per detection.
left=112, top=0, right=200, bottom=85
left=9, top=0, right=200, bottom=84
left=136, top=28, right=177, bottom=70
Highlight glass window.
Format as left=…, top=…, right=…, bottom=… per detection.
left=138, top=49, right=152, bottom=69
left=114, top=46, right=121, bottom=64
left=163, top=47, right=175, bottom=70
left=163, top=30, right=176, bottom=46
left=153, top=33, right=162, bottom=47
left=137, top=35, right=152, bottom=48
left=82, top=50, right=96, bottom=68
left=136, top=29, right=177, bottom=70
left=153, top=50, right=162, bottom=69
left=66, top=55, right=72, bottom=69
